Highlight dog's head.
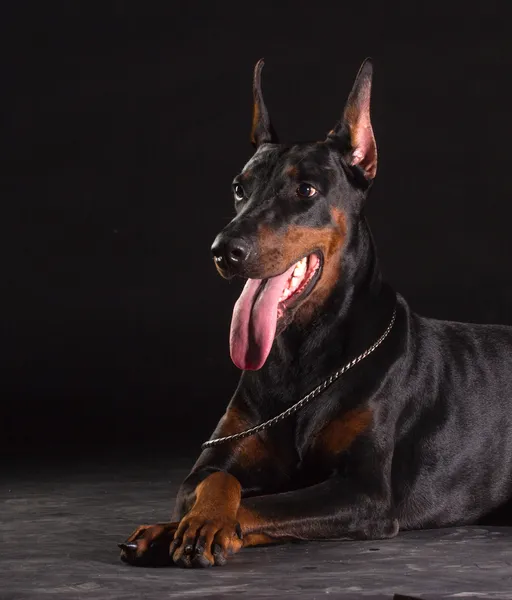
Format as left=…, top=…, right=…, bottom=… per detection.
left=211, top=59, right=378, bottom=370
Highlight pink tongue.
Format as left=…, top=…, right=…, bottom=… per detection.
left=230, top=264, right=296, bottom=370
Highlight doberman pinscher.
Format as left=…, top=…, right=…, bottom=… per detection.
left=119, top=59, right=512, bottom=568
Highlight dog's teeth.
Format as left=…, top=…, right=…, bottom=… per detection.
left=279, top=256, right=313, bottom=305
left=293, top=257, right=308, bottom=277
left=280, top=288, right=292, bottom=302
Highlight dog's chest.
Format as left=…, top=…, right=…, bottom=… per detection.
left=289, top=404, right=375, bottom=484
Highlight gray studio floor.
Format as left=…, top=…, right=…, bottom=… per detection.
left=2, top=458, right=512, bottom=600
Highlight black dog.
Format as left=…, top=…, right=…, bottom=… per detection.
left=120, top=58, right=512, bottom=568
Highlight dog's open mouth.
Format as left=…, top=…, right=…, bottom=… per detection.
left=230, top=252, right=323, bottom=370
left=277, top=253, right=322, bottom=317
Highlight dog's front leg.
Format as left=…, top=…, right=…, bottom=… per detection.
left=121, top=468, right=396, bottom=567
left=119, top=403, right=291, bottom=567
left=170, top=471, right=244, bottom=567
left=238, top=475, right=399, bottom=547
left=166, top=467, right=397, bottom=566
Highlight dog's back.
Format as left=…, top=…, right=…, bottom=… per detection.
left=389, top=296, right=512, bottom=528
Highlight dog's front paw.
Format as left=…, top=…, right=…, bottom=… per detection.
left=119, top=522, right=179, bottom=567
left=170, top=514, right=243, bottom=568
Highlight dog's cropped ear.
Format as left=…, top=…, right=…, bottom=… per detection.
left=328, top=58, right=377, bottom=180
left=250, top=59, right=278, bottom=147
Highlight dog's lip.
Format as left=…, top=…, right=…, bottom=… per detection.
left=277, top=250, right=323, bottom=314
left=215, top=250, right=324, bottom=295
left=239, top=250, right=324, bottom=282
left=213, top=261, right=236, bottom=280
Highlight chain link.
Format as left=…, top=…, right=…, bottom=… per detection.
left=201, top=306, right=397, bottom=450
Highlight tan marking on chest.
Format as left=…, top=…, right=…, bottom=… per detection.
left=315, top=408, right=373, bottom=455
left=213, top=408, right=269, bottom=467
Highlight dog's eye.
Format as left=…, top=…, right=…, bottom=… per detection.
left=233, top=183, right=245, bottom=201
left=296, top=183, right=317, bottom=198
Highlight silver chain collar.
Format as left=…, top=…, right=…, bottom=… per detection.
left=201, top=305, right=397, bottom=450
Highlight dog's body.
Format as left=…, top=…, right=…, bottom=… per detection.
left=120, top=60, right=512, bottom=568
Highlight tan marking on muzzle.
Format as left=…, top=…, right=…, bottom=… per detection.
left=256, top=207, right=347, bottom=321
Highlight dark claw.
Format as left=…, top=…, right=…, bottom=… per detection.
left=213, top=543, right=227, bottom=566
left=184, top=543, right=194, bottom=555
left=235, top=522, right=243, bottom=540
left=195, top=536, right=206, bottom=555
left=212, top=542, right=222, bottom=555
left=118, top=542, right=138, bottom=551
left=176, top=553, right=193, bottom=568
left=192, top=552, right=213, bottom=568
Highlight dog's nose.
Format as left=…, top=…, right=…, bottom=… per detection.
left=211, top=235, right=251, bottom=268
left=226, top=239, right=251, bottom=264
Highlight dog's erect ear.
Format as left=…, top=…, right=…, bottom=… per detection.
left=329, top=58, right=377, bottom=179
left=250, top=59, right=278, bottom=147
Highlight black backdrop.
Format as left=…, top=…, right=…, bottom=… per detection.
left=3, top=2, right=512, bottom=461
